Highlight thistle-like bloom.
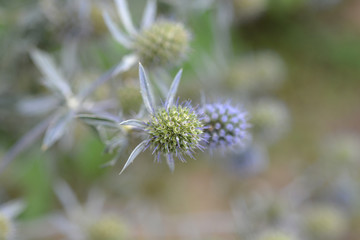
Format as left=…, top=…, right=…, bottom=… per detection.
left=119, top=64, right=204, bottom=173
left=0, top=200, right=25, bottom=240
left=200, top=102, right=250, bottom=149
left=103, top=0, right=190, bottom=68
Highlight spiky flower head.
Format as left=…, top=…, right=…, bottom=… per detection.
left=258, top=231, right=294, bottom=240
left=200, top=102, right=249, bottom=149
left=89, top=216, right=128, bottom=240
left=304, top=205, right=346, bottom=240
left=134, top=21, right=190, bottom=67
left=119, top=64, right=203, bottom=173
left=145, top=102, right=204, bottom=162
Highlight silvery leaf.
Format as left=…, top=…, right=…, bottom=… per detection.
left=102, top=10, right=132, bottom=48
left=115, top=0, right=137, bottom=35
left=17, top=95, right=59, bottom=116
left=30, top=49, right=72, bottom=98
left=42, top=110, right=75, bottom=150
left=77, top=114, right=119, bottom=128
left=141, top=0, right=157, bottom=29
left=139, top=63, right=155, bottom=114
left=0, top=200, right=25, bottom=218
left=54, top=180, right=81, bottom=216
left=119, top=119, right=147, bottom=129
left=165, top=68, right=183, bottom=110
left=119, top=140, right=147, bottom=174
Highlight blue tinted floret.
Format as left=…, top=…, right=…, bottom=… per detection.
left=200, top=102, right=250, bottom=149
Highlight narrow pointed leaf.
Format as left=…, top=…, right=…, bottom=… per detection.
left=17, top=95, right=59, bottom=116
left=141, top=0, right=157, bottom=29
left=30, top=49, right=72, bottom=98
left=77, top=114, right=119, bottom=128
left=54, top=180, right=81, bottom=215
left=165, top=69, right=183, bottom=110
left=139, top=63, right=155, bottom=114
left=42, top=111, right=74, bottom=150
left=102, top=10, right=132, bottom=48
left=119, top=140, right=147, bottom=174
left=115, top=0, right=137, bottom=35
left=119, top=119, right=147, bottom=129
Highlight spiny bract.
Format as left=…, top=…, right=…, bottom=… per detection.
left=145, top=104, right=203, bottom=161
left=134, top=21, right=190, bottom=67
left=201, top=102, right=249, bottom=149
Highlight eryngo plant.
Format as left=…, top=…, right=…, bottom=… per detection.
left=103, top=0, right=190, bottom=68
left=119, top=63, right=204, bottom=173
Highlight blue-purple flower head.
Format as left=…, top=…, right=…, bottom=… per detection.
left=144, top=100, right=205, bottom=163
left=200, top=102, right=250, bottom=149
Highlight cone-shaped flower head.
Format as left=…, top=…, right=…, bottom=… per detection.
left=119, top=64, right=204, bottom=173
left=201, top=102, right=249, bottom=149
left=103, top=1, right=190, bottom=68
left=89, top=216, right=128, bottom=240
left=134, top=21, right=190, bottom=67
left=146, top=102, right=203, bottom=161
left=258, top=231, right=294, bottom=240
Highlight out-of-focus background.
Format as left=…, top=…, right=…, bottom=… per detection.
left=1, top=0, right=360, bottom=239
